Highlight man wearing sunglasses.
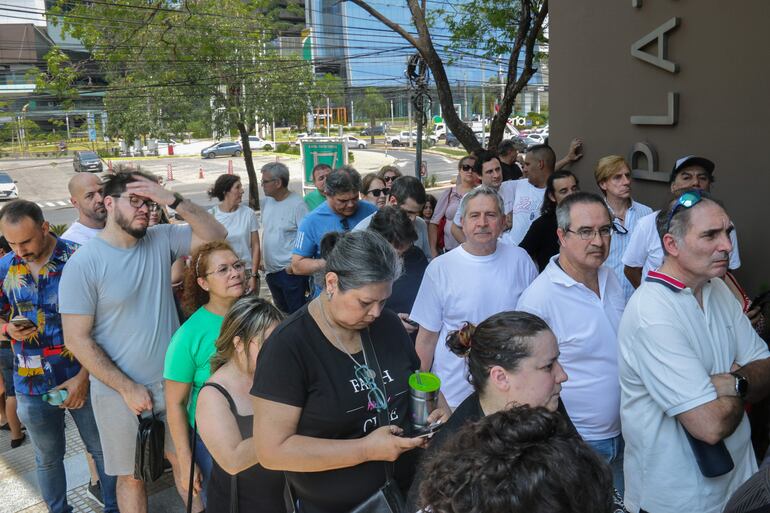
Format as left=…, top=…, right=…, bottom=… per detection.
left=622, top=155, right=741, bottom=288
left=517, top=192, right=627, bottom=493
left=353, top=175, right=432, bottom=259
left=59, top=171, right=226, bottom=512
left=292, top=166, right=376, bottom=295
left=617, top=191, right=770, bottom=513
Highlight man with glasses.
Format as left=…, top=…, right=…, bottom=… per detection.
left=617, top=191, right=770, bottom=513
left=304, top=163, right=331, bottom=212
left=291, top=166, right=376, bottom=295
left=59, top=171, right=226, bottom=513
left=0, top=200, right=118, bottom=513
left=260, top=162, right=309, bottom=314
left=353, top=175, right=432, bottom=259
left=61, top=173, right=107, bottom=245
left=517, top=192, right=627, bottom=493
left=622, top=155, right=740, bottom=288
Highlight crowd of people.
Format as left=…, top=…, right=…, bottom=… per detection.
left=0, top=137, right=767, bottom=513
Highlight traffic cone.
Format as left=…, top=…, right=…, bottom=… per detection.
left=199, top=166, right=205, bottom=179
left=227, top=160, right=233, bottom=175
left=166, top=163, right=174, bottom=182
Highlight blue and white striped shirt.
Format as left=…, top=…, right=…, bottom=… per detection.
left=606, top=200, right=653, bottom=302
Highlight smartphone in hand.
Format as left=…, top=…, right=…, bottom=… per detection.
left=10, top=316, right=36, bottom=330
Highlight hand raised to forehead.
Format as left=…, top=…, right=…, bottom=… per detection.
left=125, top=176, right=175, bottom=206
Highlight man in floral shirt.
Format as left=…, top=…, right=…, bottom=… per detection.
left=0, top=200, right=117, bottom=513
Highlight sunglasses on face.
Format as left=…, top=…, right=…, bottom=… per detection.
left=367, top=187, right=390, bottom=197
left=383, top=175, right=397, bottom=183
left=461, top=164, right=474, bottom=172
left=665, top=190, right=703, bottom=232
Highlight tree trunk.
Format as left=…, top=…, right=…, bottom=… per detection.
left=236, top=121, right=261, bottom=211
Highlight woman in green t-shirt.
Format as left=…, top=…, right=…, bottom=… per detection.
left=164, top=240, right=246, bottom=511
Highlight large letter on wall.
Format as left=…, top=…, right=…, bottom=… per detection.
left=631, top=91, right=679, bottom=125
left=631, top=17, right=680, bottom=73
left=629, top=142, right=667, bottom=182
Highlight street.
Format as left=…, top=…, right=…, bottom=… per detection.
left=0, top=148, right=458, bottom=226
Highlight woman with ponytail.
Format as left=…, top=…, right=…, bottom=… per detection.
left=406, top=311, right=571, bottom=509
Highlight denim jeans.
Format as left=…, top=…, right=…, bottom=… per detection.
left=586, top=434, right=625, bottom=497
left=16, top=393, right=118, bottom=513
left=193, top=429, right=213, bottom=506
left=265, top=269, right=308, bottom=314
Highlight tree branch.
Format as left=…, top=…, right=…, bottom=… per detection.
left=344, top=0, right=421, bottom=49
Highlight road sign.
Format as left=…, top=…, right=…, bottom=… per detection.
left=432, top=115, right=443, bottom=124
left=88, top=128, right=97, bottom=142
left=87, top=113, right=96, bottom=142
left=301, top=139, right=347, bottom=184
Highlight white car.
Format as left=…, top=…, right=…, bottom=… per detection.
left=345, top=136, right=368, bottom=149
left=0, top=173, right=19, bottom=200
left=245, top=136, right=274, bottom=151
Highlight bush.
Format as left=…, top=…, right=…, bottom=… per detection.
left=275, top=143, right=300, bottom=155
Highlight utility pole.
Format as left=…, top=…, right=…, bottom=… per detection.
left=350, top=100, right=354, bottom=125
left=406, top=53, right=431, bottom=181
left=326, top=96, right=330, bottom=137
left=463, top=71, right=468, bottom=122
left=407, top=99, right=413, bottom=148
left=481, top=65, right=486, bottom=132
left=390, top=99, right=394, bottom=128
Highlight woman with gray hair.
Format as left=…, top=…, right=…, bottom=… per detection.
left=252, top=230, right=450, bottom=513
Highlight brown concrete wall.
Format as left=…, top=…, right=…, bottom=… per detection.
left=550, top=1, right=770, bottom=293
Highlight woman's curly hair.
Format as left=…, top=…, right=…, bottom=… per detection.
left=418, top=406, right=614, bottom=513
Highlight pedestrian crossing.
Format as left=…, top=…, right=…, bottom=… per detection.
left=36, top=200, right=70, bottom=209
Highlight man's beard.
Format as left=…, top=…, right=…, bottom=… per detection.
left=84, top=206, right=107, bottom=225
left=115, top=208, right=147, bottom=239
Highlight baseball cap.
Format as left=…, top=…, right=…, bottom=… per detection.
left=669, top=155, right=715, bottom=184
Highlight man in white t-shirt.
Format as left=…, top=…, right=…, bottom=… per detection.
left=354, top=175, right=431, bottom=259
left=449, top=151, right=516, bottom=244
left=410, top=186, right=538, bottom=408
left=497, top=144, right=554, bottom=246
left=260, top=162, right=309, bottom=314
left=622, top=155, right=740, bottom=287
left=618, top=191, right=770, bottom=513
left=517, top=192, right=626, bottom=493
left=61, top=173, right=106, bottom=245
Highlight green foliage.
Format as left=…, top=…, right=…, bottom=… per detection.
left=355, top=88, right=388, bottom=143
left=275, top=143, right=299, bottom=155
left=315, top=74, right=345, bottom=106
left=433, top=0, right=547, bottom=64
left=49, top=224, right=69, bottom=236
left=526, top=111, right=548, bottom=126
left=27, top=47, right=81, bottom=110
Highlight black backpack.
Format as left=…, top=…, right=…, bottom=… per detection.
left=133, top=412, right=165, bottom=482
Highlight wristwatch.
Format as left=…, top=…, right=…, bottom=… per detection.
left=169, top=192, right=184, bottom=210
left=731, top=372, right=748, bottom=399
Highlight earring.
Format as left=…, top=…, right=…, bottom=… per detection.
left=326, top=290, right=333, bottom=300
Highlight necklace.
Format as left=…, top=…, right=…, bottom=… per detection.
left=318, top=297, right=365, bottom=369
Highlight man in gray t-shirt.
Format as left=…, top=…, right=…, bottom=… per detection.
left=260, top=162, right=309, bottom=313
left=59, top=170, right=226, bottom=510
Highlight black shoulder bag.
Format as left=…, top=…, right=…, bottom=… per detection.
left=134, top=411, right=166, bottom=483
left=350, top=328, right=407, bottom=513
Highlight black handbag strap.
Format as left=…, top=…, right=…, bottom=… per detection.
left=360, top=328, right=395, bottom=481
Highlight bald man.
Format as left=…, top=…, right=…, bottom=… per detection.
left=61, top=173, right=106, bottom=245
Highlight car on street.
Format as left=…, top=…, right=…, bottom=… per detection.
left=73, top=151, right=103, bottom=173
left=0, top=173, right=19, bottom=200
left=201, top=141, right=241, bottom=159
left=244, top=136, right=274, bottom=151
left=361, top=125, right=387, bottom=136
left=345, top=135, right=368, bottom=149
left=445, top=132, right=460, bottom=147
left=388, top=131, right=438, bottom=147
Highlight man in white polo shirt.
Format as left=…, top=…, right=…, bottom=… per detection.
left=622, top=155, right=740, bottom=287
left=410, top=186, right=537, bottom=408
left=517, top=192, right=626, bottom=492
left=618, top=190, right=770, bottom=513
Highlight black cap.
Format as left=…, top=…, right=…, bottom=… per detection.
left=669, top=155, right=715, bottom=184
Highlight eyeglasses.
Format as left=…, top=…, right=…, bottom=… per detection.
left=204, top=260, right=246, bottom=278
left=260, top=178, right=279, bottom=186
left=111, top=194, right=159, bottom=211
left=354, top=364, right=388, bottom=411
left=612, top=220, right=629, bottom=235
left=566, top=225, right=613, bottom=240
left=366, top=187, right=390, bottom=197
left=383, top=175, right=397, bottom=183
left=665, top=190, right=703, bottom=232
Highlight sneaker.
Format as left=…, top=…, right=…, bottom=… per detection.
left=87, top=481, right=104, bottom=506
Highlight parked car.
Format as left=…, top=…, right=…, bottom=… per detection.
left=388, top=131, right=438, bottom=147
left=0, top=173, right=19, bottom=200
left=73, top=151, right=103, bottom=173
left=244, top=136, right=274, bottom=151
left=200, top=142, right=241, bottom=159
left=361, top=125, right=387, bottom=136
left=345, top=136, right=368, bottom=149
left=445, top=132, right=460, bottom=147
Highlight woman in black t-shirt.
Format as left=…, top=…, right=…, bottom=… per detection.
left=519, top=170, right=580, bottom=271
left=251, top=230, right=451, bottom=513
